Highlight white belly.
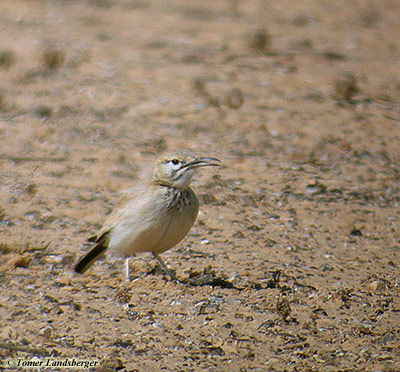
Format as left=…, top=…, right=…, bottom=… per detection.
left=154, top=207, right=198, bottom=254
left=108, top=188, right=199, bottom=256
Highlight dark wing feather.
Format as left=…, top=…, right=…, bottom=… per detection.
left=74, top=232, right=110, bottom=274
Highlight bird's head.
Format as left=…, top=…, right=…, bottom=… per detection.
left=152, top=150, right=220, bottom=189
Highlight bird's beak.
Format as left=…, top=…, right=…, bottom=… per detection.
left=183, top=157, right=221, bottom=170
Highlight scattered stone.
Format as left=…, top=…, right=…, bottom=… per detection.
left=276, top=296, right=291, bottom=320
left=201, top=346, right=225, bottom=356
left=35, top=105, right=53, bottom=118
left=334, top=72, right=358, bottom=101
left=12, top=254, right=33, bottom=268
left=96, top=358, right=124, bottom=372
left=196, top=300, right=220, bottom=315
left=357, top=323, right=374, bottom=335
left=225, top=88, right=244, bottom=109
left=350, top=229, right=362, bottom=236
left=321, top=263, right=334, bottom=272
left=43, top=48, right=65, bottom=70
left=115, top=287, right=132, bottom=304
left=0, top=50, right=16, bottom=69
left=368, top=279, right=386, bottom=293
left=200, top=193, right=218, bottom=205
left=248, top=27, right=271, bottom=53
left=305, top=180, right=327, bottom=196
left=25, top=183, right=37, bottom=195
left=189, top=273, right=214, bottom=286
left=380, top=332, right=397, bottom=345
left=39, top=326, right=53, bottom=338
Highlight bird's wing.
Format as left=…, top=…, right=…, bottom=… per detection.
left=100, top=186, right=171, bottom=254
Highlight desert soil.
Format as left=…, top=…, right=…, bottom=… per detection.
left=0, top=0, right=399, bottom=371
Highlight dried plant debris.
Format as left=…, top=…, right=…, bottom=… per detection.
left=186, top=267, right=239, bottom=289
left=333, top=72, right=359, bottom=101
left=0, top=50, right=16, bottom=69
left=276, top=296, right=291, bottom=320
left=96, top=357, right=124, bottom=372
left=248, top=28, right=271, bottom=53
left=225, top=88, right=244, bottom=109
left=11, top=254, right=33, bottom=268
left=0, top=341, right=49, bottom=356
left=42, top=48, right=65, bottom=71
left=0, top=1, right=398, bottom=371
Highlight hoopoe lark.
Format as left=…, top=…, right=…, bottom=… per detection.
left=74, top=150, right=220, bottom=281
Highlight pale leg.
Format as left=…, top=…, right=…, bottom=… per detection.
left=125, top=257, right=131, bottom=281
left=152, top=253, right=179, bottom=282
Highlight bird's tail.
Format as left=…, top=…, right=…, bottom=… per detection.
left=74, top=232, right=109, bottom=274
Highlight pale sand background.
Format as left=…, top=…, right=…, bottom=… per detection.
left=0, top=1, right=399, bottom=371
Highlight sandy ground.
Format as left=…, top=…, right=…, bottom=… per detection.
left=0, top=0, right=399, bottom=371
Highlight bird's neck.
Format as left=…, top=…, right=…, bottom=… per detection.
left=154, top=180, right=190, bottom=192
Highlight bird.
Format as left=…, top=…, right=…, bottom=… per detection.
left=74, top=149, right=220, bottom=282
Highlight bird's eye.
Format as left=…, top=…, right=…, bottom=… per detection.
left=171, top=159, right=180, bottom=165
